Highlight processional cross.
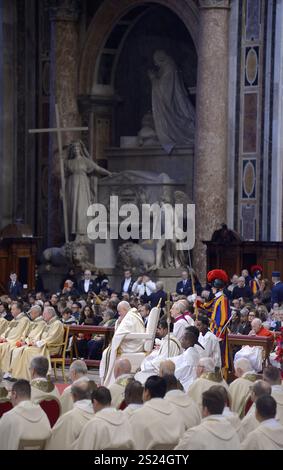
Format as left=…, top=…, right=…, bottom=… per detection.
left=29, top=104, right=88, bottom=243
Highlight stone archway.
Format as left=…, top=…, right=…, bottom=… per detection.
left=78, top=0, right=199, bottom=96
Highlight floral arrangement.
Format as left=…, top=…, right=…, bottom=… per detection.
left=274, top=327, right=283, bottom=377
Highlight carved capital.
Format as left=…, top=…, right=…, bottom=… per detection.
left=45, top=0, right=81, bottom=22
left=199, top=0, right=230, bottom=9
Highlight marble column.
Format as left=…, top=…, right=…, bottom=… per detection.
left=194, top=0, right=230, bottom=282
left=47, top=0, right=81, bottom=245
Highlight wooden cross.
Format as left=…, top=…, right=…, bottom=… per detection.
left=29, top=104, right=88, bottom=243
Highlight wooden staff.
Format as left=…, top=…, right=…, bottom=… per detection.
left=165, top=292, right=171, bottom=357
left=187, top=250, right=199, bottom=319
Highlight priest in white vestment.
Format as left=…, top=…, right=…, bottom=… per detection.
left=0, top=379, right=51, bottom=450
left=135, top=316, right=182, bottom=384
left=129, top=375, right=185, bottom=450
left=263, top=365, right=283, bottom=425
left=46, top=381, right=94, bottom=450
left=175, top=387, right=240, bottom=450
left=72, top=387, right=134, bottom=450
left=60, top=360, right=93, bottom=414
left=100, top=302, right=145, bottom=387
left=241, top=395, right=283, bottom=450
left=109, top=358, right=133, bottom=409
left=195, top=315, right=222, bottom=368
left=238, top=380, right=272, bottom=441
left=122, top=379, right=144, bottom=417
left=0, top=303, right=30, bottom=373
left=208, top=384, right=241, bottom=433
left=29, top=356, right=60, bottom=403
left=163, top=374, right=201, bottom=430
left=170, top=328, right=202, bottom=391
left=11, top=307, right=64, bottom=380
left=187, top=357, right=228, bottom=410
left=229, top=358, right=260, bottom=417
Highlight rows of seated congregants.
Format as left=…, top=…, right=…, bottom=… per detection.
left=0, top=264, right=282, bottom=449
left=0, top=356, right=283, bottom=450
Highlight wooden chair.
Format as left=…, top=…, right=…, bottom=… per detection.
left=0, top=398, right=13, bottom=418
left=18, top=438, right=46, bottom=450
left=38, top=396, right=61, bottom=428
left=50, top=325, right=69, bottom=382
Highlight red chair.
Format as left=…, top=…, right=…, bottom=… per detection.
left=0, top=399, right=13, bottom=418
left=119, top=399, right=127, bottom=411
left=38, top=397, right=61, bottom=428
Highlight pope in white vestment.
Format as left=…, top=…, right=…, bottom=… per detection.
left=72, top=408, right=134, bottom=450
left=100, top=306, right=145, bottom=387
left=175, top=415, right=240, bottom=450
left=46, top=399, right=94, bottom=450
left=0, top=400, right=51, bottom=450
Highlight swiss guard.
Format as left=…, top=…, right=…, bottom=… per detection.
left=250, top=265, right=263, bottom=295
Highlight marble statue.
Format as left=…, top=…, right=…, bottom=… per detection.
left=137, top=112, right=159, bottom=147
left=65, top=140, right=112, bottom=242
left=117, top=242, right=156, bottom=272
left=148, top=50, right=195, bottom=154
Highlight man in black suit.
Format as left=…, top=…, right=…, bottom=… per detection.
left=271, top=271, right=283, bottom=306
left=232, top=276, right=253, bottom=301
left=8, top=273, right=22, bottom=299
left=120, top=269, right=135, bottom=298
left=78, top=270, right=96, bottom=296
left=176, top=270, right=202, bottom=296
left=146, top=281, right=169, bottom=309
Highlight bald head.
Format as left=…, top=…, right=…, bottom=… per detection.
left=71, top=380, right=92, bottom=403
left=114, top=358, right=131, bottom=379
left=117, top=301, right=131, bottom=319
left=159, top=360, right=175, bottom=377
left=251, top=380, right=272, bottom=402
left=251, top=318, right=262, bottom=334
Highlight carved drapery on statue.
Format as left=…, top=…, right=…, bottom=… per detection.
left=149, top=50, right=195, bottom=154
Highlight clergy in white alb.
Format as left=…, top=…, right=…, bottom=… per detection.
left=229, top=358, right=260, bottom=417
left=0, top=379, right=51, bottom=450
left=129, top=376, right=185, bottom=450
left=241, top=395, right=283, bottom=450
left=170, top=328, right=202, bottom=392
left=263, top=365, right=283, bottom=425
left=11, top=307, right=64, bottom=380
left=209, top=384, right=241, bottom=433
left=28, top=356, right=61, bottom=403
left=4, top=305, right=46, bottom=380
left=60, top=360, right=93, bottom=414
left=175, top=387, right=240, bottom=450
left=99, top=302, right=145, bottom=387
left=46, top=381, right=94, bottom=450
left=108, top=358, right=133, bottom=409
left=122, top=379, right=144, bottom=417
left=135, top=316, right=182, bottom=384
left=195, top=315, right=222, bottom=368
left=238, top=380, right=272, bottom=441
left=72, top=387, right=134, bottom=450
left=0, top=303, right=30, bottom=373
left=163, top=374, right=201, bottom=430
left=187, top=357, right=229, bottom=411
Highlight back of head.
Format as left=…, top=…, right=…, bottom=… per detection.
left=91, top=387, right=111, bottom=407
left=202, top=388, right=225, bottom=415
left=114, top=358, right=132, bottom=379
left=256, top=395, right=277, bottom=421
left=12, top=379, right=31, bottom=400
left=71, top=381, right=92, bottom=402
left=199, top=357, right=215, bottom=373
left=163, top=374, right=178, bottom=393
left=234, top=358, right=253, bottom=376
left=209, top=385, right=229, bottom=406
left=30, top=356, right=49, bottom=378
left=252, top=380, right=272, bottom=400
left=186, top=325, right=200, bottom=340
left=144, top=376, right=167, bottom=399
left=159, top=360, right=175, bottom=377
left=125, top=380, right=143, bottom=405
left=158, top=315, right=173, bottom=332
left=70, top=359, right=88, bottom=378
left=198, top=315, right=210, bottom=327
left=263, top=366, right=281, bottom=386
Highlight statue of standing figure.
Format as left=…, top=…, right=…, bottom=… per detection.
left=65, top=140, right=112, bottom=243
left=148, top=50, right=195, bottom=154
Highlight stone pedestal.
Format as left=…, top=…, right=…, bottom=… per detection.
left=194, top=0, right=230, bottom=282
